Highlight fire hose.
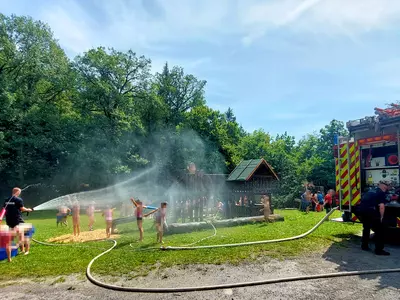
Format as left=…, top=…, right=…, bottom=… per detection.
left=32, top=207, right=400, bottom=293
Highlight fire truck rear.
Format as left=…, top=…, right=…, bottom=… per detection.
left=334, top=105, right=400, bottom=230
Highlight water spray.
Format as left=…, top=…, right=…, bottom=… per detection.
left=33, top=166, right=157, bottom=211
left=21, top=183, right=42, bottom=192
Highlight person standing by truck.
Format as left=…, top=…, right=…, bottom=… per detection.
left=359, top=180, right=391, bottom=256
left=324, top=189, right=335, bottom=216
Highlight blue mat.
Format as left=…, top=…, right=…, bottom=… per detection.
left=0, top=245, right=18, bottom=261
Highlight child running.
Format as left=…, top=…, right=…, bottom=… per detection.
left=102, top=205, right=115, bottom=238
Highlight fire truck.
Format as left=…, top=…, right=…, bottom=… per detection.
left=334, top=105, right=400, bottom=231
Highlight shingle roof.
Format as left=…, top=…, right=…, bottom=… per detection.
left=227, top=158, right=279, bottom=181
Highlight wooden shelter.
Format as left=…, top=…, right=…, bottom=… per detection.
left=169, top=159, right=280, bottom=221
left=227, top=158, right=279, bottom=192
left=224, top=158, right=279, bottom=218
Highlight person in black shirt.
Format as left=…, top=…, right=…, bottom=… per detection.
left=3, top=187, right=32, bottom=228
left=359, top=180, right=391, bottom=255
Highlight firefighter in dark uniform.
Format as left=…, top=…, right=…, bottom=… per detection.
left=359, top=180, right=391, bottom=255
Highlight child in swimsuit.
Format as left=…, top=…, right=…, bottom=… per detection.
left=16, top=223, right=33, bottom=255
left=56, top=206, right=70, bottom=226
left=71, top=198, right=80, bottom=237
left=102, top=205, right=115, bottom=238
left=0, top=225, right=16, bottom=262
left=135, top=200, right=144, bottom=242
left=155, top=202, right=167, bottom=244
left=131, top=198, right=155, bottom=242
left=86, top=202, right=95, bottom=231
left=260, top=195, right=271, bottom=221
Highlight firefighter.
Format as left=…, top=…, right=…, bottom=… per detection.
left=2, top=187, right=33, bottom=228
left=359, top=180, right=391, bottom=255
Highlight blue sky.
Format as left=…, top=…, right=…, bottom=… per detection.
left=2, top=0, right=400, bottom=140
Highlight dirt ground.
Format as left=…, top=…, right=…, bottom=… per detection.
left=47, top=229, right=120, bottom=243
left=2, top=237, right=400, bottom=300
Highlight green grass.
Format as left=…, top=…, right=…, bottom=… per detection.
left=0, top=209, right=362, bottom=280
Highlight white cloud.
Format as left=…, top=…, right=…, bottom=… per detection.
left=240, top=0, right=400, bottom=45
left=39, top=1, right=93, bottom=55
left=38, top=0, right=233, bottom=55
left=33, top=0, right=400, bottom=57
left=34, top=0, right=233, bottom=75
left=151, top=56, right=212, bottom=74
left=8, top=0, right=400, bottom=54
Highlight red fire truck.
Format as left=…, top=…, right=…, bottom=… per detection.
left=334, top=105, right=400, bottom=231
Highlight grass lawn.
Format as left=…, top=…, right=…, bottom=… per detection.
left=0, top=209, right=362, bottom=280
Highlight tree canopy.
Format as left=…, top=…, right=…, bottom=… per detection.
left=0, top=14, right=349, bottom=206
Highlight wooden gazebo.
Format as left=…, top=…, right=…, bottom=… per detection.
left=224, top=158, right=279, bottom=217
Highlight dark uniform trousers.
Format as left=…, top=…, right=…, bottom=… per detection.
left=359, top=208, right=384, bottom=251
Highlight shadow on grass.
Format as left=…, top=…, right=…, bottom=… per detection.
left=115, top=240, right=160, bottom=253
left=257, top=223, right=269, bottom=228
left=322, top=233, right=400, bottom=290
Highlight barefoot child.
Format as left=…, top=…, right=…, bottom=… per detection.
left=16, top=223, right=33, bottom=255
left=0, top=225, right=16, bottom=262
left=56, top=205, right=70, bottom=227
left=102, top=205, right=115, bottom=238
left=130, top=198, right=155, bottom=242
left=152, top=202, right=168, bottom=244
left=71, top=197, right=80, bottom=236
left=130, top=198, right=145, bottom=242
left=260, top=195, right=271, bottom=222
left=86, top=201, right=95, bottom=231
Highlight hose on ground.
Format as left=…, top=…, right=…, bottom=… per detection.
left=128, top=214, right=218, bottom=249
left=87, top=244, right=400, bottom=293
left=35, top=207, right=400, bottom=293
left=162, top=207, right=339, bottom=250
left=181, top=221, right=217, bottom=247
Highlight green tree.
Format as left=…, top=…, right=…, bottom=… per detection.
left=155, top=63, right=206, bottom=126
left=74, top=47, right=151, bottom=139
left=70, top=47, right=152, bottom=186
left=0, top=14, right=75, bottom=189
left=296, top=120, right=347, bottom=189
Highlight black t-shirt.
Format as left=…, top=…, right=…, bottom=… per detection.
left=3, top=196, right=24, bottom=226
left=359, top=188, right=387, bottom=212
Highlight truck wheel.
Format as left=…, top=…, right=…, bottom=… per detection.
left=342, top=211, right=352, bottom=222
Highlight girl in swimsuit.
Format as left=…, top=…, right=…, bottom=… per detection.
left=0, top=225, right=16, bottom=262
left=86, top=202, right=95, bottom=231
left=155, top=202, right=167, bottom=244
left=102, top=205, right=115, bottom=238
left=135, top=200, right=144, bottom=242
left=130, top=198, right=155, bottom=242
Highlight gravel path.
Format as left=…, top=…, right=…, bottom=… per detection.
left=2, top=239, right=400, bottom=300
